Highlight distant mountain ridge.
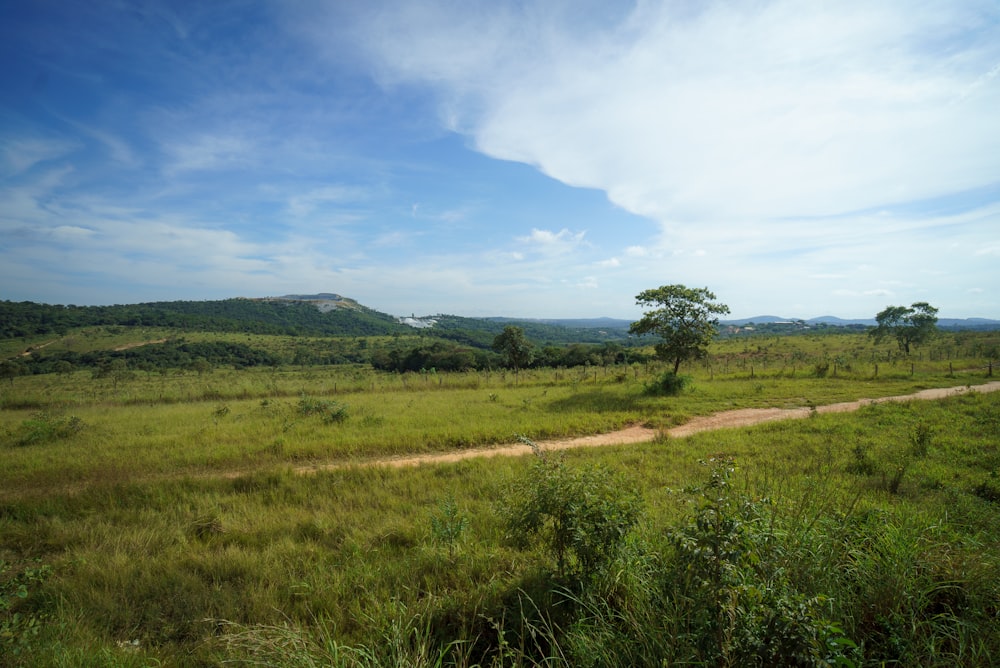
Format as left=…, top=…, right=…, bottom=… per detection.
left=3, top=294, right=998, bottom=343
left=720, top=315, right=1000, bottom=329
left=486, top=314, right=1000, bottom=331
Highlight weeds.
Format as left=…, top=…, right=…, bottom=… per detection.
left=6, top=411, right=85, bottom=447
left=1, top=559, right=52, bottom=660
left=429, top=496, right=469, bottom=560
left=501, top=443, right=642, bottom=580
left=298, top=395, right=349, bottom=423
left=910, top=422, right=933, bottom=457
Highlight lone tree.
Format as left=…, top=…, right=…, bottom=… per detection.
left=630, top=285, right=730, bottom=375
left=869, top=302, right=938, bottom=355
left=492, top=325, right=534, bottom=385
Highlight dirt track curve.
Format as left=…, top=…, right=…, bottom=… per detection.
left=294, top=381, right=1000, bottom=473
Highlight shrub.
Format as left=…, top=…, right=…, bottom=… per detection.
left=298, top=395, right=349, bottom=424
left=644, top=371, right=690, bottom=396
left=9, top=411, right=85, bottom=447
left=663, top=458, right=858, bottom=666
left=502, top=444, right=642, bottom=579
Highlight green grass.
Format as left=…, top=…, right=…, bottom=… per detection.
left=2, top=391, right=998, bottom=665
left=1, top=331, right=999, bottom=665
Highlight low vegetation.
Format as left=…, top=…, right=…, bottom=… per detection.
left=1, top=307, right=998, bottom=665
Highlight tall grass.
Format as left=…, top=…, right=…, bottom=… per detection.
left=2, top=389, right=999, bottom=665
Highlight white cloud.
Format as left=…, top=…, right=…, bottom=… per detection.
left=288, top=185, right=367, bottom=217
left=0, top=137, right=78, bottom=177
left=624, top=245, right=649, bottom=257
left=348, top=0, right=1000, bottom=226
left=51, top=225, right=96, bottom=240
left=597, top=257, right=620, bottom=268
left=516, top=227, right=586, bottom=254
left=162, top=133, right=256, bottom=175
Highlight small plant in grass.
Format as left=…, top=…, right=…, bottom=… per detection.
left=1, top=559, right=52, bottom=659
left=501, top=439, right=642, bottom=579
left=429, top=495, right=469, bottom=560
left=847, top=444, right=878, bottom=476
left=298, top=394, right=349, bottom=423
left=909, top=422, right=932, bottom=457
left=323, top=402, right=349, bottom=424
left=10, top=411, right=85, bottom=446
left=189, top=513, right=225, bottom=539
left=360, top=413, right=385, bottom=428
left=972, top=477, right=1000, bottom=504
left=884, top=464, right=908, bottom=494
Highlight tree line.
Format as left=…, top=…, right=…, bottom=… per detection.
left=2, top=288, right=943, bottom=380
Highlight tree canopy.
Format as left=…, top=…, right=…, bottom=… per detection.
left=869, top=302, right=939, bottom=354
left=629, top=285, right=730, bottom=374
left=492, top=325, right=534, bottom=383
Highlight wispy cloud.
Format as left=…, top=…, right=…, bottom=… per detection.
left=288, top=185, right=368, bottom=217
left=161, top=133, right=256, bottom=175
left=344, top=1, right=1000, bottom=237
left=1, top=1, right=997, bottom=319
left=517, top=228, right=586, bottom=254
left=0, top=137, right=78, bottom=177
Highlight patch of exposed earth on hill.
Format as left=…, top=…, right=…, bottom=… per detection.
left=113, top=338, right=169, bottom=351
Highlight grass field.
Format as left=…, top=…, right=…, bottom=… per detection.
left=2, top=330, right=998, bottom=666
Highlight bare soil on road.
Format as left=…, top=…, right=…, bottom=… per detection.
left=293, top=380, right=1000, bottom=473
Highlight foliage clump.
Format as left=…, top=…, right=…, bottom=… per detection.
left=6, top=411, right=85, bottom=447
left=645, top=370, right=691, bottom=396
left=630, top=284, right=729, bottom=375
left=1, top=559, right=52, bottom=660
left=298, top=395, right=349, bottom=423
left=657, top=458, right=859, bottom=666
left=870, top=302, right=939, bottom=355
left=502, top=443, right=642, bottom=579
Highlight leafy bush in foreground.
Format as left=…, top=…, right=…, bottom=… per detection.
left=501, top=443, right=642, bottom=579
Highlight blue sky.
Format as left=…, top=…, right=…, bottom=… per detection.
left=2, top=1, right=998, bottom=320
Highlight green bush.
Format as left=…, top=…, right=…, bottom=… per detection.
left=664, top=458, right=857, bottom=666
left=502, top=446, right=642, bottom=579
left=297, top=395, right=349, bottom=423
left=644, top=371, right=690, bottom=396
left=8, top=411, right=85, bottom=447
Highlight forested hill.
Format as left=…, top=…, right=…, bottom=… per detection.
left=0, top=299, right=635, bottom=346
left=0, top=298, right=409, bottom=339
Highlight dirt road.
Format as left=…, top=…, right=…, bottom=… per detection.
left=294, top=380, right=1000, bottom=473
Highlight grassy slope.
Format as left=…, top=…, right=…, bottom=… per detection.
left=1, top=331, right=999, bottom=665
